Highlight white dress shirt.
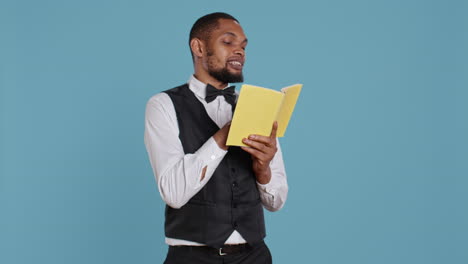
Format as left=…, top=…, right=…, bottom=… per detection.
left=144, top=75, right=288, bottom=246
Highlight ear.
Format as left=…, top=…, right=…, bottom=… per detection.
left=190, top=38, right=205, bottom=58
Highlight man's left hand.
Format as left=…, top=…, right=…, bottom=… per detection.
left=241, top=121, right=278, bottom=184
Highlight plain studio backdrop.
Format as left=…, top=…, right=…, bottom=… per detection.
left=1, top=0, right=467, bottom=263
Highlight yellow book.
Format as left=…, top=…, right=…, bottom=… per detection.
left=226, top=83, right=302, bottom=146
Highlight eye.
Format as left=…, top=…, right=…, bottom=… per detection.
left=223, top=41, right=232, bottom=45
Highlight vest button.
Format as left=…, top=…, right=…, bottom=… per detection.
left=231, top=168, right=236, bottom=173
left=233, top=203, right=237, bottom=208
left=232, top=182, right=237, bottom=188
left=233, top=221, right=238, bottom=228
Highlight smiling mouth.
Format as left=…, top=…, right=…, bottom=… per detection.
left=227, top=60, right=243, bottom=71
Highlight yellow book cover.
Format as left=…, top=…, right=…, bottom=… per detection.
left=226, top=83, right=302, bottom=146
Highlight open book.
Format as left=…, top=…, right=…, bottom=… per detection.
left=226, top=83, right=302, bottom=146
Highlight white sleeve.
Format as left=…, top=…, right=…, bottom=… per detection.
left=256, top=139, right=289, bottom=212
left=144, top=93, right=227, bottom=209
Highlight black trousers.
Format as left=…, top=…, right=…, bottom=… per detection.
left=163, top=241, right=272, bottom=264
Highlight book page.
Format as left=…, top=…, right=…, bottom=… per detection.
left=276, top=84, right=302, bottom=137
left=227, top=84, right=284, bottom=146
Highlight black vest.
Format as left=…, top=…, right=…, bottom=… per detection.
left=163, top=84, right=266, bottom=248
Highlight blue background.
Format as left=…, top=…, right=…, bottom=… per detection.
left=1, top=0, right=467, bottom=263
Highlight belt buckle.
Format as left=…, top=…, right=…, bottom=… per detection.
left=219, top=248, right=227, bottom=256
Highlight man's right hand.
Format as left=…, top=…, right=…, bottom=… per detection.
left=213, top=122, right=231, bottom=151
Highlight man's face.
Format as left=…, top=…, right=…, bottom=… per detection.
left=204, top=19, right=248, bottom=83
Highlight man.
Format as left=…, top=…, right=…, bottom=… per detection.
left=144, top=12, right=288, bottom=263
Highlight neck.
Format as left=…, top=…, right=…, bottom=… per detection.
left=193, top=70, right=227, bottom=90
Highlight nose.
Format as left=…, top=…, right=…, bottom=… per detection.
left=234, top=46, right=245, bottom=57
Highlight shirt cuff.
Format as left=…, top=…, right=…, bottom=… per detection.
left=256, top=180, right=277, bottom=196
left=194, top=137, right=228, bottom=167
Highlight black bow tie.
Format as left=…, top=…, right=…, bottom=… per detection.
left=205, top=84, right=236, bottom=106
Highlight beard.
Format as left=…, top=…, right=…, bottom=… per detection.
left=206, top=49, right=244, bottom=83
left=208, top=66, right=244, bottom=84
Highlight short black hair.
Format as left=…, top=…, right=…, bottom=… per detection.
left=189, top=12, right=239, bottom=57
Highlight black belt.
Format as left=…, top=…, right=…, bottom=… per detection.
left=170, top=243, right=253, bottom=256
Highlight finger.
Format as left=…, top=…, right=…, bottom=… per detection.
left=241, top=146, right=267, bottom=160
left=270, top=121, right=278, bottom=138
left=242, top=139, right=276, bottom=161
left=242, top=138, right=269, bottom=153
left=246, top=135, right=274, bottom=147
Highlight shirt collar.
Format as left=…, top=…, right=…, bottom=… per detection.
left=188, top=75, right=232, bottom=100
